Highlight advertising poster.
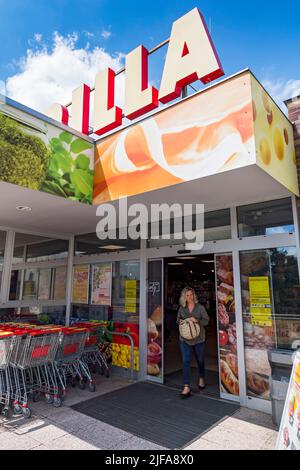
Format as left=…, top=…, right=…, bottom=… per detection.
left=216, top=254, right=239, bottom=397
left=72, top=265, right=90, bottom=304
left=23, top=269, right=38, bottom=300
left=252, top=76, right=298, bottom=196
left=0, top=111, right=94, bottom=204
left=91, top=264, right=112, bottom=306
left=53, top=266, right=67, bottom=301
left=277, top=352, right=300, bottom=450
left=94, top=73, right=256, bottom=204
left=240, top=251, right=274, bottom=400
left=249, top=276, right=272, bottom=327
left=111, top=322, right=140, bottom=372
left=38, top=268, right=52, bottom=301
left=147, top=260, right=163, bottom=381
left=125, top=280, right=137, bottom=313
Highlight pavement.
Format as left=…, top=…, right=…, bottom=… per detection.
left=0, top=374, right=278, bottom=451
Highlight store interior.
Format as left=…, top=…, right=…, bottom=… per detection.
left=164, top=254, right=219, bottom=396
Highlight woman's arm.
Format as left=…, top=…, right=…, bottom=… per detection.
left=198, top=305, right=210, bottom=327
left=177, top=307, right=184, bottom=324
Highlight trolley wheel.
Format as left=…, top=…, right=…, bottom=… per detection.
left=88, top=383, right=96, bottom=393
left=32, top=391, right=41, bottom=403
left=71, top=378, right=77, bottom=388
left=105, top=370, right=110, bottom=379
left=22, top=407, right=31, bottom=419
left=14, top=404, right=23, bottom=415
left=45, top=394, right=54, bottom=405
left=79, top=381, right=86, bottom=390
left=99, top=367, right=105, bottom=376
left=2, top=408, right=10, bottom=418
left=53, top=397, right=63, bottom=408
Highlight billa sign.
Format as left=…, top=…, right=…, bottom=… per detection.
left=45, top=8, right=224, bottom=137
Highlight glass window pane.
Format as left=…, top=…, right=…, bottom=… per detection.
left=13, top=233, right=50, bottom=265
left=238, top=198, right=294, bottom=237
left=0, top=231, right=7, bottom=267
left=27, top=239, right=69, bottom=262
left=75, top=233, right=140, bottom=256
left=9, top=270, right=22, bottom=301
left=240, top=246, right=300, bottom=401
left=23, top=269, right=38, bottom=300
left=147, top=209, right=231, bottom=248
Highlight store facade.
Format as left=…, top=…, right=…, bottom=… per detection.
left=1, top=9, right=300, bottom=414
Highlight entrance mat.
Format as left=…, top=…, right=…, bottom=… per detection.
left=165, top=369, right=220, bottom=398
left=71, top=382, right=239, bottom=449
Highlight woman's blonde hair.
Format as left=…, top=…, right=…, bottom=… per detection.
left=179, top=287, right=198, bottom=308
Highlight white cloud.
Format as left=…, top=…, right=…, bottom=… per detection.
left=5, top=32, right=124, bottom=113
left=101, top=30, right=112, bottom=40
left=262, top=78, right=300, bottom=112
left=34, top=33, right=43, bottom=43
left=0, top=80, right=6, bottom=95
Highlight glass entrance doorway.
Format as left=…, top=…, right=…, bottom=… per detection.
left=163, top=254, right=219, bottom=397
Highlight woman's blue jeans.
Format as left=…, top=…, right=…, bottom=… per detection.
left=180, top=340, right=205, bottom=386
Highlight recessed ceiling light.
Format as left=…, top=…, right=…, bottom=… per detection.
left=168, top=262, right=183, bottom=266
left=16, top=206, right=32, bottom=212
left=103, top=245, right=126, bottom=250
left=201, top=260, right=215, bottom=264
left=177, top=256, right=197, bottom=260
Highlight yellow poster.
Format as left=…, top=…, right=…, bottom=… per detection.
left=125, top=280, right=137, bottom=313
left=72, top=265, right=90, bottom=304
left=249, top=277, right=272, bottom=327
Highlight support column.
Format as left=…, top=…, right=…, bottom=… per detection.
left=232, top=249, right=248, bottom=407
left=65, top=236, right=75, bottom=326
left=139, top=239, right=147, bottom=381
left=0, top=230, right=15, bottom=304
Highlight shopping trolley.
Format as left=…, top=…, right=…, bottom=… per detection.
left=77, top=323, right=110, bottom=378
left=9, top=328, right=62, bottom=417
left=55, top=327, right=96, bottom=393
left=0, top=331, right=15, bottom=417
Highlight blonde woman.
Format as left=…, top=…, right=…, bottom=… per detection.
left=177, top=287, right=209, bottom=398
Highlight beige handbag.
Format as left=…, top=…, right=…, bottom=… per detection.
left=179, top=318, right=201, bottom=341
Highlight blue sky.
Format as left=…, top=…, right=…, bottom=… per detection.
left=0, top=0, right=299, bottom=111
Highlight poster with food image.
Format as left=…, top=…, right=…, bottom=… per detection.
left=72, top=265, right=90, bottom=304
left=147, top=260, right=163, bottom=379
left=216, top=255, right=239, bottom=396
left=91, top=264, right=112, bottom=306
left=252, top=76, right=299, bottom=196
left=38, top=268, right=52, bottom=301
left=94, top=73, right=256, bottom=204
left=0, top=111, right=94, bottom=204
left=240, top=250, right=275, bottom=400
left=277, top=352, right=300, bottom=450
left=53, top=266, right=67, bottom=301
left=111, top=322, right=140, bottom=371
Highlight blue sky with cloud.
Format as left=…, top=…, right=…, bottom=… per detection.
left=0, top=0, right=300, bottom=112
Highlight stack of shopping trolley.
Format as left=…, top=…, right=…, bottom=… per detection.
left=0, top=322, right=110, bottom=419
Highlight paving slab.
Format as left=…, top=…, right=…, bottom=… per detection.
left=48, top=434, right=99, bottom=450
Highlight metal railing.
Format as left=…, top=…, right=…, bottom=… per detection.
left=100, top=328, right=136, bottom=381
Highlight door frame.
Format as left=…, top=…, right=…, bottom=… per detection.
left=144, top=231, right=297, bottom=412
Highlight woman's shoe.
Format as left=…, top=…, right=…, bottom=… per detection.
left=198, top=380, right=206, bottom=391
left=181, top=386, right=191, bottom=399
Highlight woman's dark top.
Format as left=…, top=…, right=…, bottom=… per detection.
left=177, top=303, right=209, bottom=346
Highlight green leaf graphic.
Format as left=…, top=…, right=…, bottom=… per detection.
left=75, top=154, right=90, bottom=170
left=70, top=169, right=93, bottom=196
left=70, top=138, right=93, bottom=154
left=59, top=131, right=73, bottom=144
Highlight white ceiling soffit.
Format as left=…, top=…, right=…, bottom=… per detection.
left=0, top=165, right=292, bottom=237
